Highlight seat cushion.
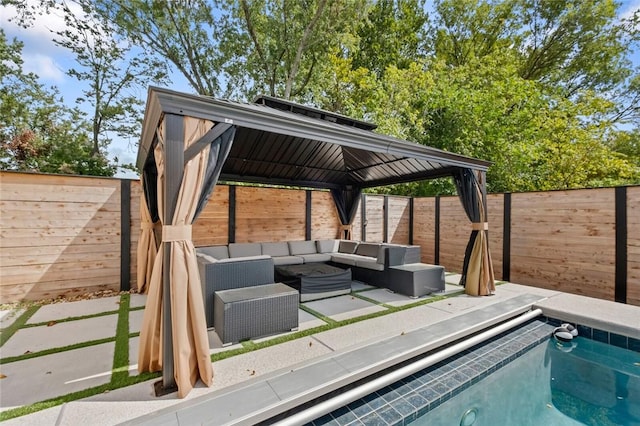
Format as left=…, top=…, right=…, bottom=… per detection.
left=331, top=253, right=359, bottom=266
left=217, top=255, right=271, bottom=263
left=355, top=259, right=385, bottom=271
left=288, top=240, right=317, bottom=255
left=272, top=256, right=304, bottom=266
left=261, top=242, right=290, bottom=257
left=228, top=243, right=262, bottom=258
left=300, top=253, right=332, bottom=263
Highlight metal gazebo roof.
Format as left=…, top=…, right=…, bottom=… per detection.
left=137, top=87, right=491, bottom=189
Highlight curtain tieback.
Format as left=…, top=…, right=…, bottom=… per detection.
left=141, top=222, right=154, bottom=230
left=162, top=225, right=192, bottom=241
left=338, top=224, right=353, bottom=240
left=471, top=222, right=488, bottom=231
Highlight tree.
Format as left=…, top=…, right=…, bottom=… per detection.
left=0, top=30, right=117, bottom=176
left=50, top=1, right=169, bottom=156
left=350, top=0, right=429, bottom=77
left=91, top=0, right=222, bottom=96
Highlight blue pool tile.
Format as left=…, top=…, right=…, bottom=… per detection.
left=331, top=406, right=357, bottom=424
left=347, top=399, right=373, bottom=418
left=417, top=387, right=440, bottom=404
left=390, top=397, right=416, bottom=417
left=377, top=387, right=402, bottom=404
left=359, top=412, right=387, bottom=426
left=577, top=324, right=592, bottom=339
left=404, top=392, right=427, bottom=410
left=609, top=333, right=628, bottom=349
left=593, top=328, right=609, bottom=344
left=376, top=405, right=403, bottom=425
left=363, top=392, right=387, bottom=410
left=629, top=337, right=640, bottom=352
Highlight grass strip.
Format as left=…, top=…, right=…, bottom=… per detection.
left=0, top=305, right=39, bottom=347
left=0, top=371, right=160, bottom=422
left=111, top=294, right=131, bottom=385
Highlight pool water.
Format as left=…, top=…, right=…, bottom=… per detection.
left=413, top=337, right=639, bottom=426
left=309, top=319, right=639, bottom=426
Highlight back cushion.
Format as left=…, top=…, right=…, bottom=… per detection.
left=197, top=245, right=229, bottom=260
left=338, top=240, right=359, bottom=254
left=316, top=239, right=339, bottom=253
left=228, top=242, right=262, bottom=258
left=261, top=242, right=290, bottom=257
left=355, top=243, right=380, bottom=258
left=288, top=240, right=317, bottom=255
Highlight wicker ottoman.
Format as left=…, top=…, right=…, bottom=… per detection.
left=213, top=283, right=299, bottom=345
left=388, top=263, right=445, bottom=297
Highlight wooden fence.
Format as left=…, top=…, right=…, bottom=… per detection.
left=1, top=171, right=637, bottom=306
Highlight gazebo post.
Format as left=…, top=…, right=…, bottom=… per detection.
left=157, top=113, right=185, bottom=394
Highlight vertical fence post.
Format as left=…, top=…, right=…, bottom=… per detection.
left=120, top=179, right=131, bottom=292
left=435, top=196, right=440, bottom=265
left=228, top=185, right=236, bottom=244
left=383, top=196, right=389, bottom=243
left=306, top=190, right=312, bottom=240
left=409, top=197, right=414, bottom=246
left=615, top=187, right=627, bottom=304
left=361, top=194, right=367, bottom=242
left=502, top=193, right=511, bottom=282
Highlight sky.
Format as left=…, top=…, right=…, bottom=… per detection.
left=1, top=0, right=639, bottom=179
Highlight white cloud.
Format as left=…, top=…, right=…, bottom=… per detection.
left=619, top=0, right=640, bottom=21
left=22, top=53, right=66, bottom=82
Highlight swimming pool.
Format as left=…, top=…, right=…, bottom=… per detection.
left=308, top=319, right=639, bottom=426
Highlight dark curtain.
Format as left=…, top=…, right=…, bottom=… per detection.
left=194, top=126, right=236, bottom=220
left=453, top=168, right=480, bottom=288
left=331, top=186, right=362, bottom=239
left=142, top=146, right=159, bottom=223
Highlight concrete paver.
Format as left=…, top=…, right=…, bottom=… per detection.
left=27, top=297, right=121, bottom=324
left=1, top=309, right=25, bottom=329
left=0, top=342, right=115, bottom=409
left=1, top=314, right=118, bottom=358
left=359, top=288, right=431, bottom=306
left=129, top=294, right=147, bottom=309
left=128, top=310, right=144, bottom=334
left=302, top=294, right=387, bottom=321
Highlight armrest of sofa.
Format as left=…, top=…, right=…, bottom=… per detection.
left=383, top=246, right=408, bottom=267
left=198, top=255, right=275, bottom=328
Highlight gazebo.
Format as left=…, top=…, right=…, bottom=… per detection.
left=135, top=87, right=495, bottom=398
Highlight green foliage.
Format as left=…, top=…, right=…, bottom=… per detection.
left=0, top=30, right=117, bottom=176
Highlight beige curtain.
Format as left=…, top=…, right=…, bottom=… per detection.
left=138, top=116, right=214, bottom=398
left=136, top=185, right=157, bottom=294
left=464, top=174, right=495, bottom=296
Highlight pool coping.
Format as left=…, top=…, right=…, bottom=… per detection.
left=121, top=293, right=546, bottom=425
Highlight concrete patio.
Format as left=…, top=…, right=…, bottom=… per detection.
left=1, top=275, right=638, bottom=425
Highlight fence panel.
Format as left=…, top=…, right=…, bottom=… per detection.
left=234, top=186, right=306, bottom=243
left=0, top=173, right=121, bottom=302
left=311, top=190, right=340, bottom=240
left=510, top=189, right=616, bottom=301
left=388, top=197, right=410, bottom=244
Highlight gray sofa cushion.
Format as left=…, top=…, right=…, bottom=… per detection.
left=355, top=243, right=380, bottom=258
left=330, top=253, right=358, bottom=266
left=197, top=245, right=229, bottom=260
left=217, top=254, right=271, bottom=263
left=316, top=239, right=339, bottom=254
left=300, top=253, right=332, bottom=263
left=261, top=242, right=290, bottom=257
left=272, top=256, right=304, bottom=266
left=338, top=241, right=358, bottom=254
left=355, top=258, right=385, bottom=271
left=228, top=243, right=262, bottom=258
left=288, top=240, right=317, bottom=255
left=196, top=252, right=218, bottom=263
